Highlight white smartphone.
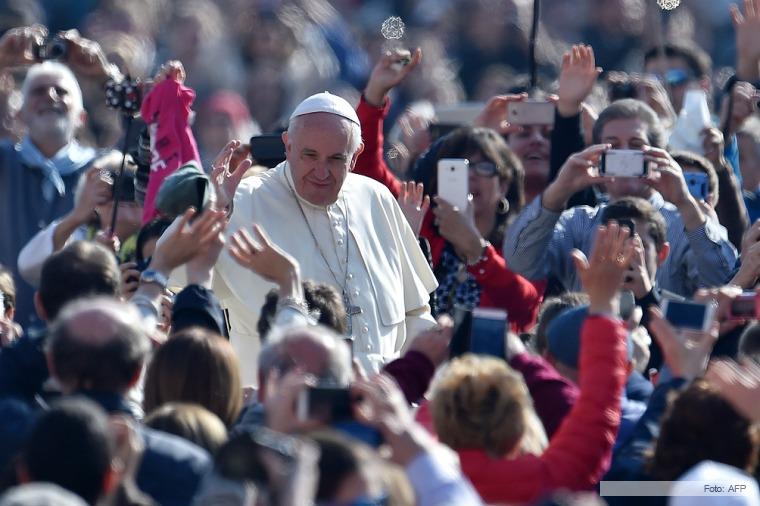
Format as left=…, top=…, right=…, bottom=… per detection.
left=507, top=99, right=555, bottom=126
left=437, top=158, right=470, bottom=210
left=600, top=149, right=648, bottom=177
left=661, top=299, right=716, bottom=333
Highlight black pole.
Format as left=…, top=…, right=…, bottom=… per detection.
left=109, top=115, right=134, bottom=235
left=528, top=0, right=540, bottom=92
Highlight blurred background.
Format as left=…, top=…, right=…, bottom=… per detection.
left=0, top=0, right=744, bottom=158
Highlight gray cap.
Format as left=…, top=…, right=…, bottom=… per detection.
left=155, top=161, right=215, bottom=218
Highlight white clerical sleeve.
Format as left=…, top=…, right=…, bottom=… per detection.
left=389, top=196, right=437, bottom=350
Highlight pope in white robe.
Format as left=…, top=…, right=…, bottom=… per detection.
left=213, top=92, right=438, bottom=384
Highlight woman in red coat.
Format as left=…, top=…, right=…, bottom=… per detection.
left=354, top=50, right=544, bottom=332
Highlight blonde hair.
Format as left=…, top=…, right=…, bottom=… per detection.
left=431, top=354, right=547, bottom=457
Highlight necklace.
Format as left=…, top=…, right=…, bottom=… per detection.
left=284, top=173, right=363, bottom=336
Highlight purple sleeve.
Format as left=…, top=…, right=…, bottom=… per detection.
left=509, top=352, right=579, bottom=437
left=382, top=351, right=436, bottom=404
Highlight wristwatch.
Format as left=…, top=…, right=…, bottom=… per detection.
left=139, top=269, right=169, bottom=290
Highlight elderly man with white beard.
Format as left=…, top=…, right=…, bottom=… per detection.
left=0, top=26, right=119, bottom=328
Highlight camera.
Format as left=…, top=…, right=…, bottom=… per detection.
left=33, top=37, right=67, bottom=61
left=104, top=78, right=142, bottom=115
left=506, top=100, right=555, bottom=126
left=600, top=150, right=649, bottom=178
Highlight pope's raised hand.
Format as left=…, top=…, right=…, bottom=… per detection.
left=397, top=181, right=430, bottom=237
left=211, top=140, right=253, bottom=211
left=229, top=224, right=300, bottom=289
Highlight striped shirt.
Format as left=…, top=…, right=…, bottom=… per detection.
left=503, top=192, right=737, bottom=297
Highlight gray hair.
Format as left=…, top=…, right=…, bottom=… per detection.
left=260, top=324, right=352, bottom=386
left=592, top=98, right=666, bottom=149
left=287, top=114, right=363, bottom=157
left=21, top=61, right=83, bottom=112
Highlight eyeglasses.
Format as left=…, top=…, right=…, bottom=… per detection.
left=468, top=160, right=499, bottom=177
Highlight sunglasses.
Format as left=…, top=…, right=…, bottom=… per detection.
left=468, top=160, right=499, bottom=177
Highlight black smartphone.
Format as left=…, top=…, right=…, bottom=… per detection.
left=297, top=386, right=353, bottom=423
left=469, top=308, right=508, bottom=360
left=250, top=134, right=286, bottom=168
left=448, top=305, right=473, bottom=358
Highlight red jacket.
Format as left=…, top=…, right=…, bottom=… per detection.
left=354, top=96, right=544, bottom=331
left=457, top=315, right=628, bottom=504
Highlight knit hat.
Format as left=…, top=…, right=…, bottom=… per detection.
left=290, top=92, right=360, bottom=126
left=154, top=161, right=215, bottom=218
left=546, top=305, right=633, bottom=368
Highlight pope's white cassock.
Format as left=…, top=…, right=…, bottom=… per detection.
left=213, top=161, right=438, bottom=384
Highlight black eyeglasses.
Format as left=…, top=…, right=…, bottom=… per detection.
left=468, top=160, right=499, bottom=177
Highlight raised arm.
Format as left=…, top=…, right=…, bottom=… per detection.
left=354, top=48, right=422, bottom=197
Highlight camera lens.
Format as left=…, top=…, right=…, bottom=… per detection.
left=46, top=39, right=67, bottom=60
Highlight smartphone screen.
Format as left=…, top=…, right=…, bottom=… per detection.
left=684, top=172, right=709, bottom=201
left=298, top=386, right=353, bottom=423
left=469, top=308, right=508, bottom=360
left=449, top=305, right=473, bottom=359
left=601, top=150, right=647, bottom=177
left=506, top=100, right=555, bottom=125
left=662, top=299, right=714, bottom=331
left=730, top=293, right=757, bottom=320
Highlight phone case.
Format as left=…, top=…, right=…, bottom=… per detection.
left=506, top=100, right=555, bottom=125
left=437, top=159, right=470, bottom=210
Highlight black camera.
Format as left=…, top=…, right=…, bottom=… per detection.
left=33, top=37, right=68, bottom=61
left=104, top=78, right=142, bottom=115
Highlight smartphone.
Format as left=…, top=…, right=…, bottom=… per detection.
left=437, top=158, right=469, bottom=210
left=506, top=100, right=555, bottom=126
left=600, top=149, right=648, bottom=178
left=661, top=299, right=716, bottom=332
left=684, top=172, right=709, bottom=201
left=469, top=308, right=508, bottom=359
left=449, top=305, right=473, bottom=359
left=250, top=134, right=286, bottom=168
left=297, top=386, right=353, bottom=423
left=619, top=290, right=636, bottom=322
left=729, top=292, right=759, bottom=320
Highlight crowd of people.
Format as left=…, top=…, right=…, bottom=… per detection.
left=1, top=0, right=760, bottom=505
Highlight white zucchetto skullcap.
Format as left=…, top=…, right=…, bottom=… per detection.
left=289, top=91, right=360, bottom=126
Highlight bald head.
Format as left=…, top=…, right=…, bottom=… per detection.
left=260, top=325, right=352, bottom=386
left=47, top=297, right=150, bottom=394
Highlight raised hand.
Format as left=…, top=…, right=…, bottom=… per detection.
left=621, top=235, right=653, bottom=299
left=57, top=29, right=116, bottom=81
left=543, top=144, right=610, bottom=212
left=705, top=359, right=760, bottom=423
left=397, top=181, right=430, bottom=237
left=0, top=25, right=47, bottom=68
left=229, top=224, right=300, bottom=289
left=557, top=44, right=602, bottom=117
left=149, top=208, right=227, bottom=276
left=702, top=127, right=726, bottom=169
left=570, top=221, right=634, bottom=315
left=694, top=285, right=746, bottom=335
left=473, top=94, right=527, bottom=136
left=731, top=0, right=760, bottom=81
left=720, top=81, right=758, bottom=135
left=119, top=261, right=140, bottom=300
left=432, top=197, right=484, bottom=264
left=643, top=147, right=705, bottom=230
left=210, top=140, right=253, bottom=211
left=364, top=48, right=422, bottom=107
left=71, top=167, right=113, bottom=224
left=648, top=306, right=718, bottom=380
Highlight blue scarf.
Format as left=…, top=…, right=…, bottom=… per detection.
left=16, top=136, right=96, bottom=202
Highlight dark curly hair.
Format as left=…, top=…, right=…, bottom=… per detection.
left=648, top=379, right=760, bottom=481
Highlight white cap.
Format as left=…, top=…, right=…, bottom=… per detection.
left=289, top=91, right=360, bottom=126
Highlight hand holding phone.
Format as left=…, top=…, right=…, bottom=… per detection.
left=729, top=292, right=759, bottom=320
